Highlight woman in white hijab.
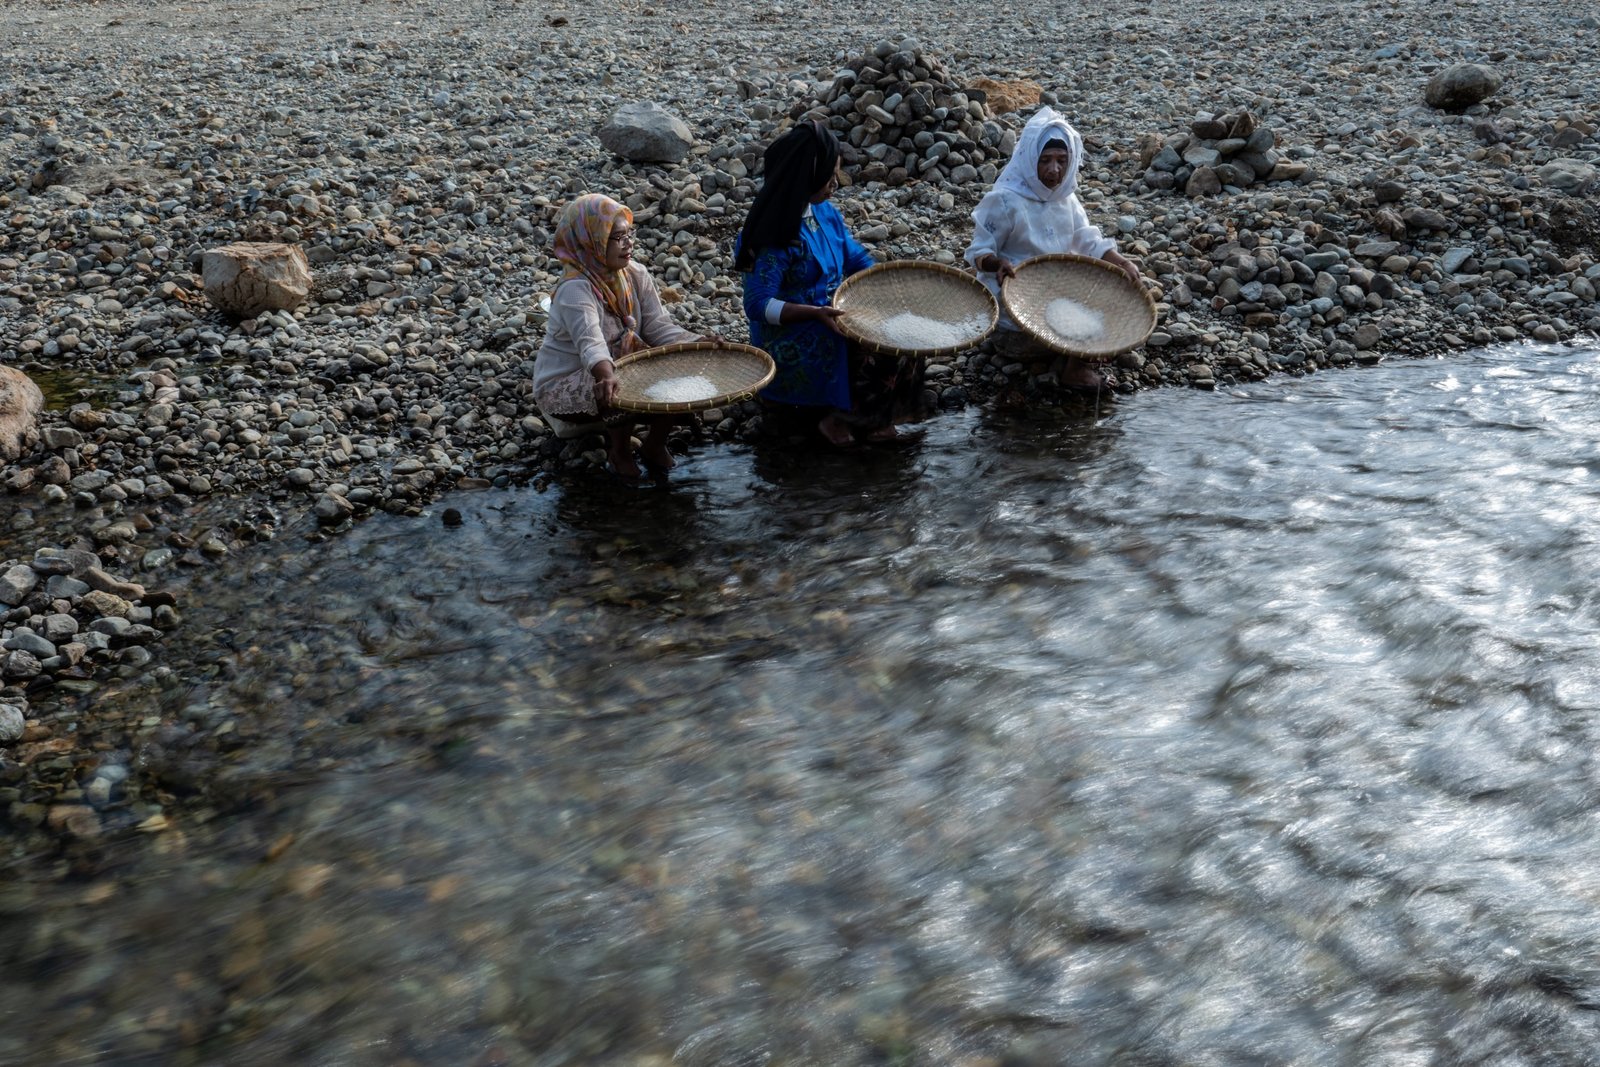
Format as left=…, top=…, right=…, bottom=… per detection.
left=965, top=107, right=1139, bottom=392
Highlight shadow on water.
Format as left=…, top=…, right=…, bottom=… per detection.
left=8, top=345, right=1600, bottom=1065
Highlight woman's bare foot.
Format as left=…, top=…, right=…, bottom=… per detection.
left=640, top=438, right=676, bottom=472
left=864, top=425, right=899, bottom=442
left=1060, top=357, right=1112, bottom=391
left=607, top=444, right=643, bottom=480
left=606, top=427, right=643, bottom=479
left=818, top=413, right=855, bottom=446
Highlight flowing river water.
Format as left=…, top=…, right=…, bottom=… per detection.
left=7, top=343, right=1600, bottom=1065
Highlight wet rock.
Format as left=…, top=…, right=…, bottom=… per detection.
left=80, top=590, right=132, bottom=618
left=313, top=491, right=355, bottom=525
left=84, top=567, right=144, bottom=600
left=3, top=650, right=42, bottom=680
left=0, top=565, right=38, bottom=606
left=0, top=703, right=24, bottom=744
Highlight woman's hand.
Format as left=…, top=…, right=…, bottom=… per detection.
left=809, top=305, right=848, bottom=335
left=1104, top=250, right=1141, bottom=286
left=591, top=359, right=620, bottom=407
left=978, top=253, right=1016, bottom=284
left=698, top=333, right=726, bottom=345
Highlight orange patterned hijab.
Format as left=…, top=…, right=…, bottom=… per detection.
left=554, top=194, right=642, bottom=355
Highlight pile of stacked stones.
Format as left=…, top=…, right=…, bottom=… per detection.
left=1, top=547, right=178, bottom=748
left=794, top=39, right=1010, bottom=188
left=1140, top=111, right=1310, bottom=197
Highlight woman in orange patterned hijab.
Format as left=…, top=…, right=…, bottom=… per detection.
left=533, top=193, right=703, bottom=479
left=553, top=194, right=644, bottom=357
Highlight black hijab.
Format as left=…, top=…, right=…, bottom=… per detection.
left=734, top=121, right=840, bottom=272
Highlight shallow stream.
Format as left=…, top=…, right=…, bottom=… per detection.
left=8, top=344, right=1600, bottom=1065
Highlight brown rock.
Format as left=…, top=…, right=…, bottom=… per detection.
left=1185, top=166, right=1223, bottom=197
left=1226, top=112, right=1258, bottom=139
left=1403, top=206, right=1451, bottom=231
left=967, top=77, right=1041, bottom=115
left=201, top=242, right=313, bottom=318
left=1136, top=132, right=1164, bottom=168
left=1375, top=209, right=1408, bottom=238
left=0, top=365, right=44, bottom=462
left=81, top=590, right=132, bottom=618
left=84, top=566, right=145, bottom=600
left=46, top=804, right=100, bottom=838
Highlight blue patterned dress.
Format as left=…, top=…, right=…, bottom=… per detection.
left=740, top=201, right=875, bottom=410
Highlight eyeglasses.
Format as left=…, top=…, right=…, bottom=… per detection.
left=608, top=230, right=635, bottom=246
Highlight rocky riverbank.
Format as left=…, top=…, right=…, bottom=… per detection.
left=2, top=0, right=1599, bottom=847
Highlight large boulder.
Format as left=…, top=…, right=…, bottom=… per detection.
left=597, top=102, right=695, bottom=164
left=967, top=77, right=1041, bottom=116
left=1424, top=64, right=1502, bottom=113
left=201, top=242, right=312, bottom=318
left=0, top=365, right=43, bottom=462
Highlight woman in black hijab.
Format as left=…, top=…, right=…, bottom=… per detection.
left=737, top=122, right=926, bottom=444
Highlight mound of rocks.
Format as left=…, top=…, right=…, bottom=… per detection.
left=795, top=39, right=1011, bottom=188
left=1141, top=110, right=1309, bottom=197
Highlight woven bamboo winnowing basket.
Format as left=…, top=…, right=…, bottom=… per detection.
left=831, top=260, right=998, bottom=359
left=610, top=341, right=776, bottom=414
left=1001, top=254, right=1157, bottom=362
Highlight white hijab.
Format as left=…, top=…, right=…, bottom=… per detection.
left=965, top=106, right=1112, bottom=322
left=993, top=107, right=1084, bottom=205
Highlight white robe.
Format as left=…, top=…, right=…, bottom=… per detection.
left=964, top=108, right=1116, bottom=329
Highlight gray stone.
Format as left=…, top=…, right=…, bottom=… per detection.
left=0, top=703, right=24, bottom=744
left=0, top=564, right=38, bottom=606
left=1185, top=165, right=1222, bottom=197
left=1215, top=161, right=1257, bottom=187
left=1537, top=159, right=1597, bottom=194
left=3, top=650, right=41, bottom=679
left=1424, top=63, right=1502, bottom=113
left=1403, top=207, right=1451, bottom=231
left=597, top=102, right=695, bottom=163
left=40, top=573, right=82, bottom=599
left=4, top=632, right=56, bottom=658
left=314, top=492, right=355, bottom=525
left=1440, top=247, right=1475, bottom=273
left=40, top=614, right=78, bottom=641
